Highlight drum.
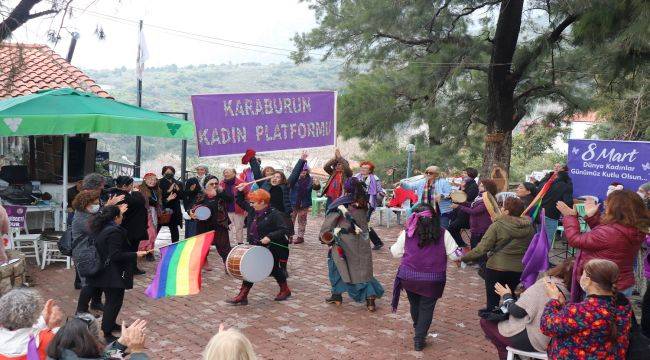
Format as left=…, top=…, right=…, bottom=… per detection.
left=0, top=250, right=25, bottom=296
left=225, top=245, right=273, bottom=283
left=483, top=192, right=501, bottom=220
left=193, top=206, right=211, bottom=221
left=450, top=190, right=467, bottom=203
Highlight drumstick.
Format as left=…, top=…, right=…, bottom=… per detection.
left=269, top=241, right=290, bottom=250
left=241, top=175, right=273, bottom=187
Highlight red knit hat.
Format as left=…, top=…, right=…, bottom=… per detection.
left=241, top=149, right=256, bottom=165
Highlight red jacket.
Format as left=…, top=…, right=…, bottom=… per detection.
left=563, top=212, right=645, bottom=291
left=388, top=186, right=418, bottom=208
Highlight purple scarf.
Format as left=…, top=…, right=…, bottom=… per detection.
left=249, top=207, right=270, bottom=245
left=405, top=210, right=433, bottom=237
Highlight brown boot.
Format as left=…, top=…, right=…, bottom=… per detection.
left=274, top=282, right=291, bottom=301
left=366, top=297, right=376, bottom=312
left=293, top=237, right=304, bottom=244
left=226, top=284, right=251, bottom=305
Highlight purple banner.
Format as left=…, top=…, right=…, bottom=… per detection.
left=5, top=205, right=26, bottom=228
left=191, top=91, right=336, bottom=157
left=567, top=139, right=650, bottom=201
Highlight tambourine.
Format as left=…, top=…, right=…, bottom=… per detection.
left=320, top=232, right=335, bottom=245
left=193, top=206, right=211, bottom=221
left=483, top=192, right=501, bottom=220
left=450, top=190, right=468, bottom=204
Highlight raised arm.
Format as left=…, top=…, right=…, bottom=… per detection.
left=250, top=157, right=263, bottom=180
left=235, top=190, right=252, bottom=213
left=289, top=159, right=306, bottom=187
left=323, top=158, right=337, bottom=175
left=561, top=215, right=609, bottom=251
left=457, top=202, right=487, bottom=216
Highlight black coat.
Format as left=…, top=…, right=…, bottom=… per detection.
left=464, top=179, right=479, bottom=203
left=107, top=188, right=148, bottom=246
left=183, top=177, right=202, bottom=214
left=159, top=177, right=184, bottom=227
left=194, top=191, right=232, bottom=234
left=236, top=191, right=290, bottom=262
left=538, top=172, right=573, bottom=220
left=86, top=224, right=137, bottom=289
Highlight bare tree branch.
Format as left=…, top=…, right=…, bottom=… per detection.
left=511, top=14, right=579, bottom=82
left=374, top=32, right=433, bottom=46
left=27, top=9, right=57, bottom=19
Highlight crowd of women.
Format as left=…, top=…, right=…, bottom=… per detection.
left=1, top=150, right=649, bottom=359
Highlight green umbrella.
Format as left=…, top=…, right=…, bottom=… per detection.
left=0, top=88, right=194, bottom=138
left=0, top=88, right=195, bottom=230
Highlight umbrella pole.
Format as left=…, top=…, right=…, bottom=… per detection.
left=62, top=135, right=68, bottom=231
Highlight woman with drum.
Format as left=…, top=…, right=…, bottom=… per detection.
left=158, top=166, right=184, bottom=244
left=451, top=179, right=498, bottom=249
left=190, top=175, right=233, bottom=271
left=228, top=187, right=292, bottom=305
left=320, top=177, right=384, bottom=312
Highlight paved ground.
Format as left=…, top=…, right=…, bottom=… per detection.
left=28, top=216, right=500, bottom=359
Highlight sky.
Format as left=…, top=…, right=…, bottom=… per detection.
left=8, top=0, right=320, bottom=70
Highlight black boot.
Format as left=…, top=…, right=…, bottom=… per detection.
left=414, top=338, right=426, bottom=351
left=325, top=293, right=343, bottom=306
left=369, top=228, right=384, bottom=250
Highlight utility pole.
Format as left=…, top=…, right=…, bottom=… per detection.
left=66, top=32, right=80, bottom=62
left=134, top=20, right=143, bottom=178
left=406, top=144, right=415, bottom=178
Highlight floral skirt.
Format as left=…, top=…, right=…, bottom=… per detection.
left=328, top=257, right=384, bottom=303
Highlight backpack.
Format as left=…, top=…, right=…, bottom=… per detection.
left=73, top=231, right=109, bottom=278
left=57, top=228, right=74, bottom=256
left=627, top=312, right=650, bottom=360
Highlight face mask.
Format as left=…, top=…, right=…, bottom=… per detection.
left=638, top=191, right=646, bottom=200
left=579, top=277, right=588, bottom=292
left=88, top=204, right=100, bottom=214
left=164, top=173, right=174, bottom=179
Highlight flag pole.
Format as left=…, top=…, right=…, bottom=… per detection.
left=134, top=20, right=143, bottom=178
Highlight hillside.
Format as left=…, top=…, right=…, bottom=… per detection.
left=84, top=61, right=348, bottom=174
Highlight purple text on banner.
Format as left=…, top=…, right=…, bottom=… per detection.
left=191, top=91, right=336, bottom=157
left=5, top=205, right=27, bottom=228
left=567, top=139, right=650, bottom=202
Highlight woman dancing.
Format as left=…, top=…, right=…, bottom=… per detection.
left=138, top=173, right=166, bottom=261
left=320, top=177, right=384, bottom=312
left=190, top=175, right=233, bottom=271
left=227, top=188, right=292, bottom=305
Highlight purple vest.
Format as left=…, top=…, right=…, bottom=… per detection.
left=399, top=229, right=447, bottom=280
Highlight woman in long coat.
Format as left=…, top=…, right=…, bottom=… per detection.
left=320, top=177, right=384, bottom=312
left=190, top=175, right=232, bottom=271
left=158, top=166, right=184, bottom=243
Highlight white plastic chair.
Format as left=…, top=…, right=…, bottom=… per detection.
left=382, top=199, right=411, bottom=228
left=41, top=239, right=71, bottom=269
left=506, top=347, right=547, bottom=360
left=10, top=228, right=41, bottom=266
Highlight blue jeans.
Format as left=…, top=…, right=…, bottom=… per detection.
left=440, top=213, right=451, bottom=229
left=545, top=217, right=559, bottom=247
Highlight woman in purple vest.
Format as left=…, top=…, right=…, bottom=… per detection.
left=391, top=203, right=463, bottom=351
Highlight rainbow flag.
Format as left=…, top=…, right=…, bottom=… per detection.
left=145, top=231, right=214, bottom=299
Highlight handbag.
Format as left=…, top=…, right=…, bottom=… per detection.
left=73, top=234, right=109, bottom=278
left=478, top=307, right=509, bottom=323
left=390, top=230, right=406, bottom=258
left=57, top=228, right=74, bottom=256
left=158, top=208, right=173, bottom=225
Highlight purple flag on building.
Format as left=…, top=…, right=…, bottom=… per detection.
left=191, top=91, right=336, bottom=157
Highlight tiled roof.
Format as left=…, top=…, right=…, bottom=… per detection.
left=0, top=43, right=110, bottom=99
left=570, top=111, right=600, bottom=123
